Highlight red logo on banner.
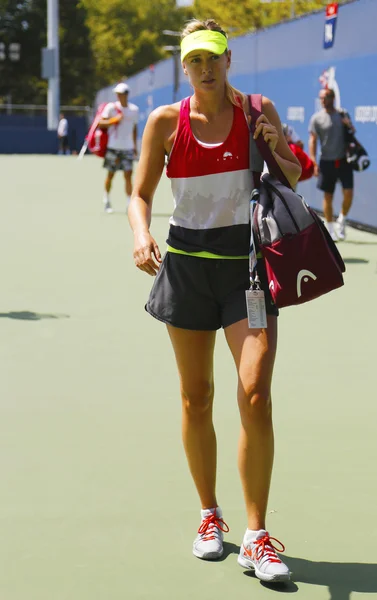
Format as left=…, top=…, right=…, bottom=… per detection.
left=326, top=3, right=338, bottom=18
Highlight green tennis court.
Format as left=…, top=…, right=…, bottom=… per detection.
left=1, top=155, right=376, bottom=600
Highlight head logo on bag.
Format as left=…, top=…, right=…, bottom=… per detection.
left=296, top=270, right=317, bottom=298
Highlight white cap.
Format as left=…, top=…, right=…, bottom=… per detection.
left=113, top=82, right=129, bottom=94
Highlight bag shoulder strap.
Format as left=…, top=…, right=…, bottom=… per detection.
left=248, top=94, right=264, bottom=181
left=248, top=94, right=292, bottom=189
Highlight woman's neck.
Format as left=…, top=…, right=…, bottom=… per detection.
left=190, top=93, right=231, bottom=123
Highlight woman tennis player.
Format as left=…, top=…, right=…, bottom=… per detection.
left=128, top=19, right=301, bottom=583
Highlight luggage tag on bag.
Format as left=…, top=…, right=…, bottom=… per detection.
left=247, top=228, right=267, bottom=330
left=247, top=193, right=267, bottom=329
left=245, top=286, right=267, bottom=329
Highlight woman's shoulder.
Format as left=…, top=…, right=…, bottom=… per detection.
left=146, top=102, right=182, bottom=140
left=261, top=95, right=274, bottom=108
left=149, top=102, right=181, bottom=124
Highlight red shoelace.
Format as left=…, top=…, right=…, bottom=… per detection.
left=197, top=512, right=230, bottom=541
left=252, top=534, right=286, bottom=563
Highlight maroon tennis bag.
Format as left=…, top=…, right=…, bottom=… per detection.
left=249, top=94, right=345, bottom=308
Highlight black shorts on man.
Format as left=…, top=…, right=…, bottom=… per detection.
left=317, top=158, right=354, bottom=194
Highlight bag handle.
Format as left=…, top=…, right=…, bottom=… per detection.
left=248, top=94, right=293, bottom=190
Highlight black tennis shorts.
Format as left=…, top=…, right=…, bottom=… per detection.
left=145, top=252, right=278, bottom=331
left=317, top=158, right=354, bottom=194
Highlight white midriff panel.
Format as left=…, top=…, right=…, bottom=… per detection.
left=169, top=169, right=252, bottom=230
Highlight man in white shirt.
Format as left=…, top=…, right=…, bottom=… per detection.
left=99, top=82, right=139, bottom=213
left=57, top=113, right=69, bottom=155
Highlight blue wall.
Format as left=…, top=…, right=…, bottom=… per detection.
left=0, top=114, right=88, bottom=154
left=97, top=0, right=377, bottom=229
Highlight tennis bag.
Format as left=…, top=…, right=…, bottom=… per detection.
left=339, top=110, right=370, bottom=172
left=86, top=102, right=121, bottom=158
left=288, top=142, right=314, bottom=182
left=345, top=135, right=370, bottom=172
left=347, top=139, right=370, bottom=172
left=249, top=94, right=345, bottom=309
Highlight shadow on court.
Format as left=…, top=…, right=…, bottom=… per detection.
left=342, top=258, right=369, bottom=264
left=0, top=311, right=69, bottom=321
left=241, top=556, right=377, bottom=599
left=218, top=541, right=241, bottom=561
left=344, top=240, right=377, bottom=245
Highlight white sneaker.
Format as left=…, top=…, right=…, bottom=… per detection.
left=104, top=201, right=113, bottom=213
left=336, top=218, right=346, bottom=241
left=330, top=229, right=338, bottom=242
left=192, top=507, right=229, bottom=560
left=326, top=223, right=338, bottom=242
left=238, top=530, right=290, bottom=583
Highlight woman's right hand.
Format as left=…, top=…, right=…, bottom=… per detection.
left=133, top=231, right=162, bottom=276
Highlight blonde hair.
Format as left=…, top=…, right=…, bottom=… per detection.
left=181, top=19, right=246, bottom=108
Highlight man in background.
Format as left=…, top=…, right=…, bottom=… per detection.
left=57, top=113, right=70, bottom=155
left=309, top=88, right=355, bottom=241
left=99, top=82, right=139, bottom=213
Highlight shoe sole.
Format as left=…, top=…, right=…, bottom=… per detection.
left=237, top=554, right=291, bottom=583
left=193, top=547, right=223, bottom=560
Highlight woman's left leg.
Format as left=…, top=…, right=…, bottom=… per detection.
left=224, top=316, right=277, bottom=531
left=225, top=316, right=290, bottom=582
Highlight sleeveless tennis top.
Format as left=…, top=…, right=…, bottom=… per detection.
left=166, top=96, right=252, bottom=257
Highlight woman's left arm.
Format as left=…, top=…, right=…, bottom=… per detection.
left=254, top=96, right=302, bottom=188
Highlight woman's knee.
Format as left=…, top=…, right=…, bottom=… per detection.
left=238, top=386, right=272, bottom=422
left=181, top=380, right=214, bottom=417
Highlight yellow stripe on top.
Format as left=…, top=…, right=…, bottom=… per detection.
left=167, top=245, right=249, bottom=260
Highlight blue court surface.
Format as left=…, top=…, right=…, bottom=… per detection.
left=0, top=155, right=376, bottom=600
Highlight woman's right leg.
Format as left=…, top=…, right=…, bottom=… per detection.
left=167, top=325, right=217, bottom=509
left=167, top=326, right=228, bottom=560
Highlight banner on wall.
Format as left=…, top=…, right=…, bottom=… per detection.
left=324, top=2, right=339, bottom=49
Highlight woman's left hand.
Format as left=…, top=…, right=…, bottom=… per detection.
left=253, top=114, right=279, bottom=152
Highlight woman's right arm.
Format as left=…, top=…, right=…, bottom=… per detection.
left=128, top=107, right=169, bottom=276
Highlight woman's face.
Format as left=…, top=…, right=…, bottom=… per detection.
left=182, top=49, right=231, bottom=92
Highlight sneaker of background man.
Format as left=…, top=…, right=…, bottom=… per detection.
left=238, top=529, right=290, bottom=583
left=336, top=214, right=346, bottom=240
left=103, top=196, right=113, bottom=213
left=192, top=506, right=229, bottom=560
left=330, top=229, right=338, bottom=242
left=327, top=221, right=338, bottom=242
